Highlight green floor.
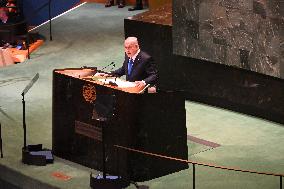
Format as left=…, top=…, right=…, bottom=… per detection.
left=0, top=3, right=283, bottom=189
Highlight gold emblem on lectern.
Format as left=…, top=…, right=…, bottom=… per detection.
left=82, top=84, right=96, bottom=103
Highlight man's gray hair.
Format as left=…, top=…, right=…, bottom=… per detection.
left=125, top=37, right=139, bottom=45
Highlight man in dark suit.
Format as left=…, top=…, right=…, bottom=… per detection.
left=97, top=37, right=158, bottom=90
left=111, top=37, right=157, bottom=88
left=128, top=0, right=143, bottom=11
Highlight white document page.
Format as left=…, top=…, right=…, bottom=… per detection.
left=98, top=78, right=136, bottom=88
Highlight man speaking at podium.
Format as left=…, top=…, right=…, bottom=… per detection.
left=98, top=37, right=158, bottom=91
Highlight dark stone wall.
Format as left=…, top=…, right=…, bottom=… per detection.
left=124, top=19, right=284, bottom=124
left=173, top=0, right=284, bottom=79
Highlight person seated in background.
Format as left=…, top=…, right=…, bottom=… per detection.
left=6, top=0, right=21, bottom=23
left=128, top=0, right=143, bottom=11
left=0, top=3, right=19, bottom=25
left=105, top=0, right=125, bottom=8
left=97, top=37, right=158, bottom=92
left=0, top=8, right=9, bottom=24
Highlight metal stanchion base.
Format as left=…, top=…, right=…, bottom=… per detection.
left=22, top=144, right=54, bottom=166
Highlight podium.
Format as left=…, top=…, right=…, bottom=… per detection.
left=52, top=68, right=188, bottom=181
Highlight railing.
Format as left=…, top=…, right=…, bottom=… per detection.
left=114, top=145, right=284, bottom=189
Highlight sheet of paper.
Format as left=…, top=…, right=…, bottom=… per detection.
left=98, top=78, right=136, bottom=88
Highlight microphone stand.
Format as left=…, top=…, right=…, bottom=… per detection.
left=102, top=121, right=106, bottom=179
left=20, top=73, right=54, bottom=166
left=101, top=62, right=115, bottom=72
left=21, top=73, right=39, bottom=150
left=0, top=122, right=3, bottom=158
left=109, top=63, right=116, bottom=72
left=21, top=92, right=26, bottom=149
left=48, top=0, right=52, bottom=41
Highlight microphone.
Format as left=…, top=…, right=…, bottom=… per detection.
left=101, top=62, right=115, bottom=72
left=109, top=81, right=118, bottom=86
left=81, top=66, right=97, bottom=70
left=109, top=63, right=116, bottom=72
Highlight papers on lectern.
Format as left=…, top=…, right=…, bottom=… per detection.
left=98, top=78, right=136, bottom=88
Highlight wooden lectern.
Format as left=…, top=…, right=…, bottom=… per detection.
left=52, top=68, right=188, bottom=181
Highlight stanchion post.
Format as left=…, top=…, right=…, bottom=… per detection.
left=0, top=122, right=3, bottom=158
left=116, top=145, right=119, bottom=176
left=193, top=163, right=196, bottom=189
left=26, top=33, right=30, bottom=59
left=102, top=123, right=106, bottom=179
left=22, top=94, right=26, bottom=149
left=48, top=0, right=53, bottom=41
left=280, top=176, right=282, bottom=189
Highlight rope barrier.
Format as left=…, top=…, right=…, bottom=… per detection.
left=114, top=144, right=284, bottom=177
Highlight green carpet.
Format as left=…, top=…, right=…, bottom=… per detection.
left=0, top=2, right=283, bottom=189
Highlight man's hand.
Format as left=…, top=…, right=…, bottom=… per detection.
left=135, top=81, right=146, bottom=88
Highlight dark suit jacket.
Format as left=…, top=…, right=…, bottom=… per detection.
left=111, top=50, right=158, bottom=85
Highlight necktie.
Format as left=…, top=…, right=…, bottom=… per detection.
left=128, top=58, right=133, bottom=75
